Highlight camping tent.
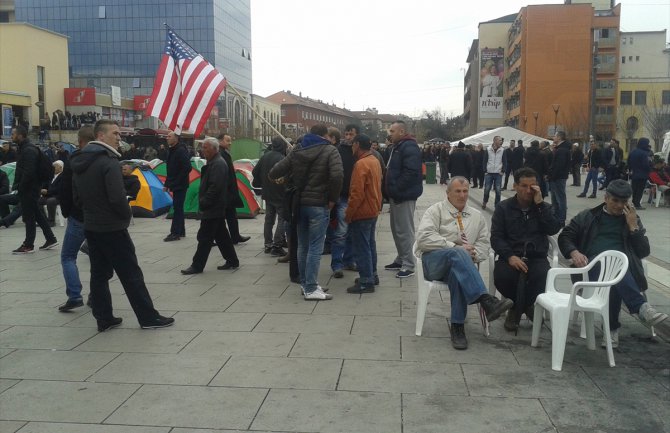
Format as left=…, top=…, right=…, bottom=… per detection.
left=458, top=127, right=549, bottom=148
left=0, top=162, right=16, bottom=190
left=129, top=167, right=173, bottom=217
left=152, top=157, right=205, bottom=219
left=235, top=168, right=260, bottom=219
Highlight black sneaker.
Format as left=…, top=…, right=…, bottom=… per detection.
left=270, top=247, right=287, bottom=257
left=163, top=234, right=181, bottom=242
left=355, top=275, right=380, bottom=286
left=479, top=294, right=513, bottom=322
left=346, top=283, right=375, bottom=294
left=504, top=309, right=518, bottom=332
left=217, top=262, right=239, bottom=270
left=140, top=315, right=175, bottom=329
left=384, top=262, right=402, bottom=271
left=97, top=317, right=123, bottom=332
left=450, top=323, right=468, bottom=350
left=332, top=270, right=344, bottom=278
left=12, top=245, right=34, bottom=254
left=39, top=239, right=59, bottom=250
left=58, top=299, right=84, bottom=312
left=395, top=269, right=415, bottom=278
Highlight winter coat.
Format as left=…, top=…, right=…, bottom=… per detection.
left=447, top=148, right=472, bottom=179
left=198, top=154, right=229, bottom=219
left=165, top=143, right=191, bottom=192
left=548, top=141, right=571, bottom=180
left=628, top=140, right=652, bottom=180
left=71, top=141, right=131, bottom=232
left=59, top=152, right=84, bottom=222
left=219, top=148, right=243, bottom=208
left=345, top=152, right=382, bottom=222
left=252, top=148, right=286, bottom=206
left=337, top=142, right=355, bottom=198
left=385, top=136, right=423, bottom=202
left=523, top=146, right=548, bottom=179
left=13, top=139, right=40, bottom=196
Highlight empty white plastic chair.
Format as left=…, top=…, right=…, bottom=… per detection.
left=531, top=250, right=628, bottom=371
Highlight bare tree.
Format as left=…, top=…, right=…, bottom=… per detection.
left=641, top=92, right=670, bottom=152
left=561, top=105, right=590, bottom=142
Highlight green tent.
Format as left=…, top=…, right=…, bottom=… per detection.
left=153, top=158, right=206, bottom=218
left=231, top=138, right=264, bottom=161
left=0, top=162, right=16, bottom=191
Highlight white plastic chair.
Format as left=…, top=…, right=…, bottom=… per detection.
left=414, top=242, right=488, bottom=337
left=531, top=250, right=628, bottom=371
left=55, top=205, right=65, bottom=227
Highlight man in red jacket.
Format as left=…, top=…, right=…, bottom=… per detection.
left=345, top=134, right=382, bottom=293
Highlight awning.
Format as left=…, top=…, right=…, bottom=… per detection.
left=0, top=91, right=31, bottom=107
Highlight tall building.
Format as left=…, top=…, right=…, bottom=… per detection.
left=14, top=0, right=252, bottom=135
left=464, top=1, right=621, bottom=141
left=616, top=30, right=670, bottom=153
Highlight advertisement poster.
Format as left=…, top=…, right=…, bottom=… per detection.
left=479, top=47, right=504, bottom=119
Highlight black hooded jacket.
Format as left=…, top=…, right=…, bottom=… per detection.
left=71, top=141, right=131, bottom=232
left=252, top=141, right=286, bottom=206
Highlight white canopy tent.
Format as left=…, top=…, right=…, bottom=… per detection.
left=458, top=126, right=549, bottom=148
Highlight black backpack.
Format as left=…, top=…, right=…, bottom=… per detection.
left=37, top=147, right=55, bottom=183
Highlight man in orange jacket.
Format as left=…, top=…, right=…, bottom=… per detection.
left=345, top=134, right=383, bottom=293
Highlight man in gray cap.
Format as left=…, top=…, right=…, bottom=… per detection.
left=558, top=179, right=667, bottom=348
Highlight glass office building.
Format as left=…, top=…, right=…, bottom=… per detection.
left=15, top=0, right=252, bottom=131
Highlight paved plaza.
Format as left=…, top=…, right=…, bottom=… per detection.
left=0, top=181, right=668, bottom=433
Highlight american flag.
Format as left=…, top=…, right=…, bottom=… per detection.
left=146, top=29, right=226, bottom=136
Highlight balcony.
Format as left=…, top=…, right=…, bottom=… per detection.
left=597, top=38, right=617, bottom=49
left=597, top=63, right=616, bottom=74
left=596, top=88, right=615, bottom=98
left=596, top=114, right=614, bottom=123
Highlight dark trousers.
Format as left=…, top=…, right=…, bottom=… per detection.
left=170, top=189, right=186, bottom=236
left=21, top=192, right=56, bottom=248
left=38, top=196, right=59, bottom=222
left=289, top=218, right=299, bottom=281
left=439, top=162, right=448, bottom=184
left=503, top=168, right=512, bottom=188
left=191, top=217, right=238, bottom=271
left=225, top=206, right=242, bottom=241
left=571, top=165, right=581, bottom=186
left=472, top=169, right=484, bottom=188
left=631, top=179, right=646, bottom=207
left=494, top=258, right=550, bottom=313
left=604, top=165, right=619, bottom=187
left=86, top=229, right=159, bottom=323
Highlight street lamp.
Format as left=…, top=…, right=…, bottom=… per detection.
left=532, top=112, right=539, bottom=135
left=522, top=116, right=528, bottom=131
left=552, top=104, right=560, bottom=135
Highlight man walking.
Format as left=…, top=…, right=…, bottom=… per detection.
left=163, top=131, right=191, bottom=242
left=502, top=140, right=515, bottom=190
left=482, top=135, right=505, bottom=209
left=602, top=138, right=623, bottom=189
left=570, top=143, right=584, bottom=187
left=577, top=140, right=603, bottom=198
left=628, top=137, right=652, bottom=210
left=71, top=119, right=174, bottom=331
left=345, top=134, right=382, bottom=294
left=10, top=126, right=58, bottom=254
left=217, top=133, right=250, bottom=244
left=548, top=130, right=571, bottom=226
left=384, top=120, right=423, bottom=278
left=181, top=138, right=239, bottom=274
left=269, top=124, right=343, bottom=300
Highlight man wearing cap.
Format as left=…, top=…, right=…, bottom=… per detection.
left=559, top=179, right=668, bottom=348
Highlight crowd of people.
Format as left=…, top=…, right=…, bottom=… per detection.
left=1, top=119, right=668, bottom=351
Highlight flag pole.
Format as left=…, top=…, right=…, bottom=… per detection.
left=162, top=23, right=292, bottom=148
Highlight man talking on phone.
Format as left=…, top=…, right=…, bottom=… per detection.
left=559, top=179, right=667, bottom=348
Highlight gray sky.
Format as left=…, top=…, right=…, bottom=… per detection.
left=251, top=0, right=670, bottom=118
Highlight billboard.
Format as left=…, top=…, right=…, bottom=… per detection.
left=479, top=47, right=504, bottom=119
left=64, top=88, right=96, bottom=106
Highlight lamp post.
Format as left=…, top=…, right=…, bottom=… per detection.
left=532, top=112, right=539, bottom=135
left=522, top=116, right=528, bottom=131
left=551, top=104, right=560, bottom=135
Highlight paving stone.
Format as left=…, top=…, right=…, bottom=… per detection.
left=151, top=292, right=239, bottom=312
left=0, top=307, right=89, bottom=327
left=0, top=293, right=70, bottom=309
left=89, top=352, right=227, bottom=385
left=181, top=331, right=297, bottom=357
left=106, top=384, right=267, bottom=430
left=352, top=315, right=450, bottom=337
left=225, top=296, right=316, bottom=314
left=583, top=366, right=670, bottom=400
left=0, top=326, right=98, bottom=350
left=251, top=389, right=401, bottom=433
left=290, top=333, right=400, bottom=360
left=14, top=422, right=169, bottom=433
left=338, top=359, right=467, bottom=395
left=402, top=394, right=554, bottom=433
left=0, top=420, right=26, bottom=433
left=0, top=349, right=118, bottom=381
left=311, top=296, right=401, bottom=317
left=62, top=309, right=176, bottom=330
left=254, top=313, right=353, bottom=334
left=401, top=336, right=517, bottom=364
left=171, top=311, right=262, bottom=332
left=541, top=397, right=669, bottom=433
left=0, top=379, right=19, bottom=394
left=210, top=356, right=341, bottom=390
left=0, top=380, right=139, bottom=423
left=75, top=329, right=199, bottom=354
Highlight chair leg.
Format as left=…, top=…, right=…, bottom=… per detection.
left=600, top=310, right=616, bottom=368
left=415, top=283, right=431, bottom=336
left=583, top=312, right=596, bottom=350
left=478, top=304, right=490, bottom=337
left=550, top=310, right=570, bottom=371
left=531, top=303, right=544, bottom=347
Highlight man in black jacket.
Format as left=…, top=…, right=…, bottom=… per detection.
left=181, top=138, right=239, bottom=274
left=57, top=125, right=94, bottom=311
left=577, top=140, right=603, bottom=199
left=163, top=131, right=191, bottom=242
left=491, top=167, right=562, bottom=331
left=558, top=180, right=667, bottom=347
left=447, top=142, right=472, bottom=181
left=252, top=136, right=287, bottom=256
left=548, top=130, right=571, bottom=226
left=217, top=133, right=250, bottom=244
left=121, top=163, right=141, bottom=200
left=71, top=119, right=174, bottom=331
left=11, top=126, right=58, bottom=253
left=570, top=143, right=584, bottom=187
left=38, top=160, right=63, bottom=226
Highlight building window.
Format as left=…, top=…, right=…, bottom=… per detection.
left=620, top=91, right=632, bottom=105
left=636, top=56, right=640, bottom=61
left=281, top=109, right=285, bottom=116
left=629, top=56, right=633, bottom=61
left=622, top=37, right=626, bottom=44
left=36, top=66, right=46, bottom=121
left=621, top=56, right=625, bottom=64
left=630, top=37, right=633, bottom=44
left=98, top=6, right=106, bottom=18
left=634, top=91, right=646, bottom=106
left=663, top=90, right=670, bottom=105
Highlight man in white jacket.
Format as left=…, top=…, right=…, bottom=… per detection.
left=415, top=176, right=512, bottom=350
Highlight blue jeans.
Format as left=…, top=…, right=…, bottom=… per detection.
left=61, top=217, right=86, bottom=302
left=349, top=217, right=378, bottom=287
left=330, top=197, right=354, bottom=271
left=297, top=206, right=329, bottom=293
left=422, top=248, right=487, bottom=324
left=483, top=173, right=502, bottom=205
left=582, top=168, right=598, bottom=195
left=549, top=179, right=567, bottom=225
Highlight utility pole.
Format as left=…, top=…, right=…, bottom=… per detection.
left=590, top=41, right=599, bottom=140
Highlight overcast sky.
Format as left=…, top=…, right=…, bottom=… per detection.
left=250, top=0, right=669, bottom=118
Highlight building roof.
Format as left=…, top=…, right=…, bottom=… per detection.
left=480, top=13, right=517, bottom=25
left=0, top=22, right=69, bottom=40
left=266, top=90, right=355, bottom=118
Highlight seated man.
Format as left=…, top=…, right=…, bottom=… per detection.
left=121, top=163, right=141, bottom=200
left=558, top=179, right=668, bottom=348
left=415, top=176, right=513, bottom=350
left=491, top=167, right=562, bottom=332
left=649, top=155, right=670, bottom=206
left=38, top=160, right=63, bottom=226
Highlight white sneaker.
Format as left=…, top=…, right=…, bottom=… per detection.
left=637, top=303, right=668, bottom=327
left=600, top=329, right=619, bottom=349
left=303, top=287, right=333, bottom=301
left=300, top=284, right=329, bottom=295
